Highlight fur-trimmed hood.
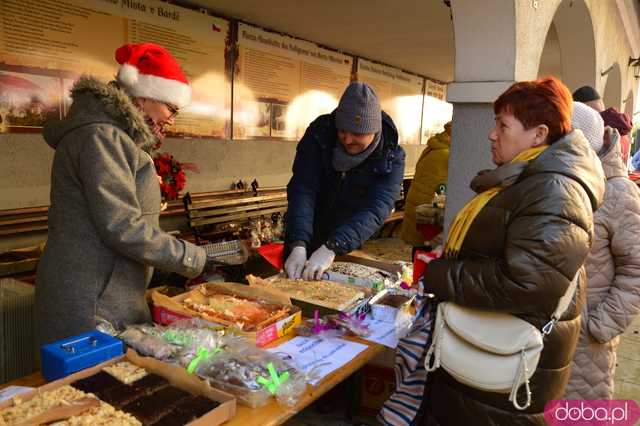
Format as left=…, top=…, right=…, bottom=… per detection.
left=43, top=75, right=156, bottom=152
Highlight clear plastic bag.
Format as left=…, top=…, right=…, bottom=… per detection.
left=195, top=344, right=305, bottom=407
left=394, top=305, right=416, bottom=339
left=327, top=312, right=371, bottom=337
left=274, top=367, right=307, bottom=407
left=294, top=317, right=345, bottom=339
left=159, top=319, right=241, bottom=369
left=119, top=324, right=179, bottom=361
left=95, top=316, right=119, bottom=336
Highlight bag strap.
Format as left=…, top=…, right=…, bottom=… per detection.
left=542, top=270, right=580, bottom=335
left=509, top=348, right=533, bottom=410
left=424, top=303, right=445, bottom=373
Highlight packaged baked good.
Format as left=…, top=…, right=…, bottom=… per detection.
left=181, top=285, right=292, bottom=332
left=195, top=345, right=305, bottom=408
left=119, top=325, right=179, bottom=361
left=329, top=261, right=391, bottom=282
left=247, top=274, right=368, bottom=311
left=70, top=367, right=220, bottom=425
left=0, top=385, right=140, bottom=426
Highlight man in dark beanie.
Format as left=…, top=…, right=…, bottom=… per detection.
left=284, top=82, right=405, bottom=280
left=573, top=85, right=605, bottom=112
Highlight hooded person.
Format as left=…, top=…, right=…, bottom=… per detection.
left=565, top=102, right=640, bottom=399
left=284, top=81, right=405, bottom=280
left=400, top=122, right=451, bottom=246
left=35, top=43, right=215, bottom=347
left=600, top=106, right=633, bottom=165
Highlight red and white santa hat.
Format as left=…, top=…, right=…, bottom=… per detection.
left=115, top=43, right=191, bottom=109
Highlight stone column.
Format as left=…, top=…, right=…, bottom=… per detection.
left=443, top=0, right=574, bottom=232
left=443, top=82, right=513, bottom=231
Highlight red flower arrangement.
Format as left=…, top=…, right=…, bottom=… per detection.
left=153, top=152, right=198, bottom=201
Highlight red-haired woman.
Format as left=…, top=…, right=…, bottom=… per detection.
left=420, top=77, right=605, bottom=425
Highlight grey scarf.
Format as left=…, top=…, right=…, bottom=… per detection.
left=332, top=132, right=381, bottom=172
left=470, top=161, right=531, bottom=194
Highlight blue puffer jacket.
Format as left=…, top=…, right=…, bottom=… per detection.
left=285, top=110, right=405, bottom=256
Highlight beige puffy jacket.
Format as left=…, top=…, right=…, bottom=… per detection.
left=565, top=127, right=640, bottom=399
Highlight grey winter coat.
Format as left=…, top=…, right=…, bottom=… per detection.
left=35, top=76, right=206, bottom=347
left=565, top=127, right=640, bottom=399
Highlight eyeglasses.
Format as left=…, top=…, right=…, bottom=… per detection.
left=165, top=103, right=179, bottom=119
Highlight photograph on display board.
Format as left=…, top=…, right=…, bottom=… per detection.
left=270, top=102, right=289, bottom=138
left=62, top=78, right=75, bottom=118
left=233, top=22, right=352, bottom=140
left=239, top=100, right=271, bottom=138
left=0, top=0, right=232, bottom=139
left=422, top=80, right=452, bottom=143
left=0, top=70, right=61, bottom=132
left=151, top=16, right=232, bottom=139
left=356, top=59, right=425, bottom=145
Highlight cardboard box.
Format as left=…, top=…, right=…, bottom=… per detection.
left=368, top=289, right=414, bottom=323
left=360, top=364, right=394, bottom=416
left=322, top=270, right=385, bottom=291
left=0, top=349, right=236, bottom=426
left=326, top=254, right=404, bottom=291
left=151, top=282, right=301, bottom=347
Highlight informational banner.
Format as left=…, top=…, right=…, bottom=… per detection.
left=356, top=59, right=425, bottom=145
left=0, top=0, right=230, bottom=138
left=421, top=80, right=452, bottom=143
left=233, top=23, right=353, bottom=140
left=425, top=79, right=446, bottom=101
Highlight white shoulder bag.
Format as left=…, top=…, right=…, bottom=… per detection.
left=424, top=273, right=579, bottom=410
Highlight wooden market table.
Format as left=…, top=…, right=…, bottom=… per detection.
left=0, top=335, right=385, bottom=426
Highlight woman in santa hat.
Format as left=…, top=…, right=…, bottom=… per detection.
left=35, top=43, right=214, bottom=346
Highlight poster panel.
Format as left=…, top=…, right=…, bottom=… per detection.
left=421, top=80, right=452, bottom=143
left=233, top=23, right=353, bottom=140
left=0, top=0, right=230, bottom=137
left=356, top=59, right=424, bottom=145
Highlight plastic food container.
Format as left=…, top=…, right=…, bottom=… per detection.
left=368, top=289, right=414, bottom=323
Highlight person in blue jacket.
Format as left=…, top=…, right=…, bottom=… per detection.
left=284, top=81, right=406, bottom=280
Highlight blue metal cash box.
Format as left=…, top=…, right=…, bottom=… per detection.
left=41, top=331, right=124, bottom=381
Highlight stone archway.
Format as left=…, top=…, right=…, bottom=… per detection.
left=444, top=0, right=599, bottom=230
left=602, top=63, right=623, bottom=110
left=538, top=23, right=563, bottom=79
left=536, top=0, right=597, bottom=91
left=624, top=90, right=634, bottom=116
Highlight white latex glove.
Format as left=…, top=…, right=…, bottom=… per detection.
left=285, top=246, right=307, bottom=279
left=302, top=244, right=336, bottom=281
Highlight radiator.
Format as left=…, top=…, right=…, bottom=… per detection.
left=0, top=278, right=36, bottom=383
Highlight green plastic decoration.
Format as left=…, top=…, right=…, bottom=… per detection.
left=186, top=346, right=221, bottom=374
left=256, top=362, right=290, bottom=394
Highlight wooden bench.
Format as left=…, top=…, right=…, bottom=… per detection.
left=374, top=175, right=413, bottom=238
left=183, top=186, right=288, bottom=244
left=0, top=207, right=49, bottom=237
